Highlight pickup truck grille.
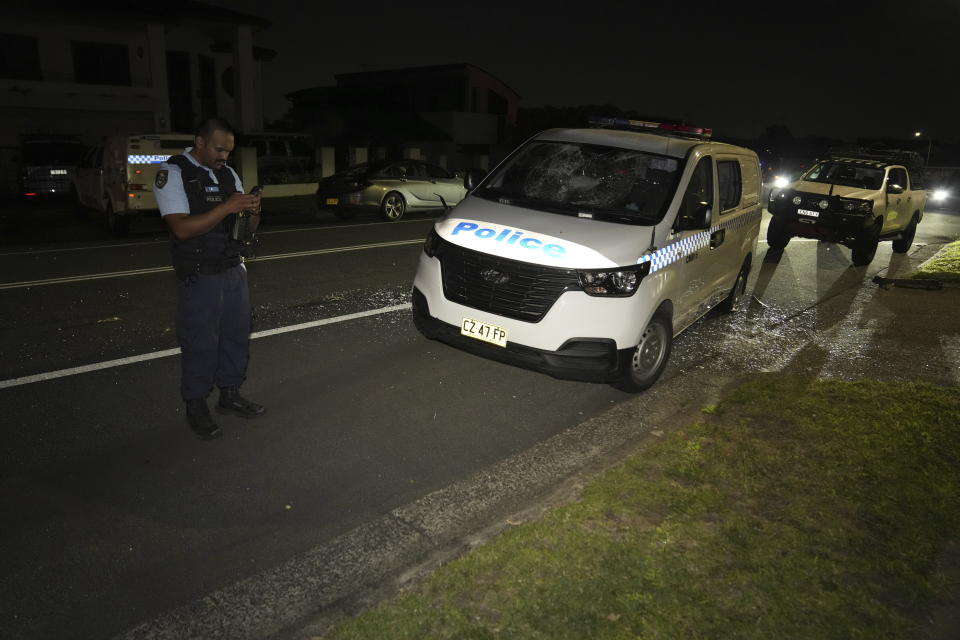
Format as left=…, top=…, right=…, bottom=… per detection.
left=435, top=237, right=579, bottom=322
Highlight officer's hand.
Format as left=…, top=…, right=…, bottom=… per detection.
left=225, top=192, right=259, bottom=214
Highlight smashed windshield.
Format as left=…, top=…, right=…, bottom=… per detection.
left=802, top=161, right=883, bottom=190
left=476, top=141, right=681, bottom=224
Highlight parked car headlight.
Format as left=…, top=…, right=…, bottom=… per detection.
left=773, top=175, right=790, bottom=189
left=577, top=263, right=651, bottom=297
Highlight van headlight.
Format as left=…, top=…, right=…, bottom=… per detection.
left=577, top=262, right=651, bottom=297
left=423, top=228, right=440, bottom=257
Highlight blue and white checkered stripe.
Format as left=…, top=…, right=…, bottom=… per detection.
left=127, top=154, right=172, bottom=164
left=639, top=208, right=761, bottom=273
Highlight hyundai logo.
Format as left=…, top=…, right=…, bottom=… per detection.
left=480, top=268, right=510, bottom=285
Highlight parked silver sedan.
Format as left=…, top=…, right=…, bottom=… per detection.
left=316, top=160, right=467, bottom=221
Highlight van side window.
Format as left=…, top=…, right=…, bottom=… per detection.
left=678, top=156, right=713, bottom=224
left=718, top=160, right=742, bottom=211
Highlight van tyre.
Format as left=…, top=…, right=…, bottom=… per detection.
left=767, top=216, right=791, bottom=250
left=719, top=260, right=750, bottom=314
left=380, top=191, right=406, bottom=221
left=618, top=309, right=672, bottom=392
left=106, top=201, right=130, bottom=237
left=892, top=216, right=918, bottom=253
left=851, top=221, right=881, bottom=266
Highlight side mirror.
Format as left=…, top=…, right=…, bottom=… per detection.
left=675, top=202, right=712, bottom=231
left=886, top=183, right=904, bottom=194
left=464, top=169, right=487, bottom=192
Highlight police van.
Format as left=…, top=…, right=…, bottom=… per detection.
left=412, top=117, right=761, bottom=391
left=73, top=133, right=193, bottom=235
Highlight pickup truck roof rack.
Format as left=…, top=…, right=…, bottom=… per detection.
left=828, top=146, right=925, bottom=171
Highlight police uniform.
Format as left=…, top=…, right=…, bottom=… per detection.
left=156, top=147, right=263, bottom=438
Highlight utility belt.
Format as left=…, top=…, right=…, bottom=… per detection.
left=174, top=254, right=243, bottom=282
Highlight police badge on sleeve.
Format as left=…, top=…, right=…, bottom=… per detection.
left=155, top=169, right=168, bottom=189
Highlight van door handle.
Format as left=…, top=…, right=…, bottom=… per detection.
left=710, top=228, right=725, bottom=248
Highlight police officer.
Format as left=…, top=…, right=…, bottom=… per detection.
left=155, top=116, right=265, bottom=440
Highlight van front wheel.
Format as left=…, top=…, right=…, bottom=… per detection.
left=618, top=310, right=672, bottom=393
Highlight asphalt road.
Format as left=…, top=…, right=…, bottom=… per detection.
left=1, top=198, right=958, bottom=640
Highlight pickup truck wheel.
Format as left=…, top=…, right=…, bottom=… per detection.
left=106, top=201, right=130, bottom=237
left=851, top=221, right=881, bottom=266
left=719, top=259, right=750, bottom=314
left=767, top=216, right=791, bottom=250
left=891, top=216, right=918, bottom=253
left=618, top=309, right=672, bottom=393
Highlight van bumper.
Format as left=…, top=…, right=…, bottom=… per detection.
left=412, top=287, right=621, bottom=383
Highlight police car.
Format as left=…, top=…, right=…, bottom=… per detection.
left=412, top=117, right=762, bottom=391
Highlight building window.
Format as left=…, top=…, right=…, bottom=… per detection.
left=487, top=89, right=507, bottom=115
left=198, top=55, right=217, bottom=119
left=0, top=33, right=42, bottom=81
left=72, top=41, right=131, bottom=86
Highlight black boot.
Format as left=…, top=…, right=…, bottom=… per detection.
left=186, top=399, right=222, bottom=440
left=217, top=387, right=266, bottom=418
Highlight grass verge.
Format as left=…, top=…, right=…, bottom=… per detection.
left=326, top=377, right=960, bottom=640
left=913, top=240, right=960, bottom=282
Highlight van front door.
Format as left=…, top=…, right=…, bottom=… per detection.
left=666, top=155, right=714, bottom=331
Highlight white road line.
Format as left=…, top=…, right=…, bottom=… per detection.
left=0, top=239, right=424, bottom=290
left=0, top=217, right=436, bottom=257
left=0, top=303, right=412, bottom=390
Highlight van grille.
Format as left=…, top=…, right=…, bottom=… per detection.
left=435, top=237, right=579, bottom=322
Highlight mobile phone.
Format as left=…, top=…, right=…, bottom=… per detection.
left=250, top=185, right=262, bottom=196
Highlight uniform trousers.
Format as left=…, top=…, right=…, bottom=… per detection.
left=176, top=264, right=251, bottom=401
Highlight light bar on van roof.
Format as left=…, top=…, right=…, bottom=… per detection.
left=588, top=116, right=712, bottom=139
left=127, top=154, right=172, bottom=164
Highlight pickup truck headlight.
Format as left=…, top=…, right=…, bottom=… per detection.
left=839, top=198, right=873, bottom=213
left=578, top=262, right=651, bottom=297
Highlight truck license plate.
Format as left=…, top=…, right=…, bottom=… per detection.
left=325, top=197, right=339, bottom=206
left=797, top=208, right=820, bottom=218
left=461, top=317, right=507, bottom=347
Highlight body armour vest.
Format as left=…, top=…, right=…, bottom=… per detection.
left=166, top=155, right=242, bottom=281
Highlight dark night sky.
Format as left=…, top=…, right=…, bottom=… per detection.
left=213, top=0, right=960, bottom=144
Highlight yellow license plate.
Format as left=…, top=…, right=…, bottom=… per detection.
left=460, top=317, right=508, bottom=347
left=325, top=197, right=339, bottom=206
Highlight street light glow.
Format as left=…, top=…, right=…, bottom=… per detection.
left=913, top=131, right=932, bottom=165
